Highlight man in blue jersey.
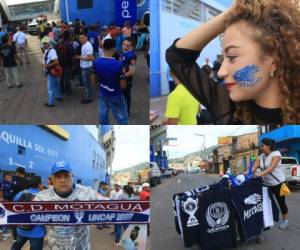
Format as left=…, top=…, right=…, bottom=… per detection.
left=120, top=38, right=137, bottom=115
left=11, top=176, right=46, bottom=250
left=92, top=38, right=128, bottom=124
left=88, top=25, right=101, bottom=59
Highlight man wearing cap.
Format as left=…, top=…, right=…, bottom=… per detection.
left=34, top=161, right=105, bottom=250
left=42, top=36, right=62, bottom=107
left=139, top=183, right=150, bottom=201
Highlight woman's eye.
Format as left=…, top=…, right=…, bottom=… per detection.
left=227, top=56, right=237, bottom=63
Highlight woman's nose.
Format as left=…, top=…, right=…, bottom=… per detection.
left=217, top=62, right=229, bottom=80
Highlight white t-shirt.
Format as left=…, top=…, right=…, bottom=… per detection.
left=110, top=189, right=123, bottom=200
left=80, top=41, right=93, bottom=68
left=44, top=48, right=58, bottom=65
left=34, top=184, right=104, bottom=250
left=13, top=31, right=27, bottom=45
left=259, top=150, right=285, bottom=186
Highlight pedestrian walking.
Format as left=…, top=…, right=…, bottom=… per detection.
left=13, top=26, right=29, bottom=65
left=0, top=35, right=21, bottom=88
left=75, top=32, right=94, bottom=104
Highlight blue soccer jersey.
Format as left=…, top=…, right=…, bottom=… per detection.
left=88, top=31, right=99, bottom=53
left=93, top=57, right=125, bottom=97
left=120, top=50, right=137, bottom=82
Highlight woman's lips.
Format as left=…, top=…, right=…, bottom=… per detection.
left=225, top=83, right=236, bottom=90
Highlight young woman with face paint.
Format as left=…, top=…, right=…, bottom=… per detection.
left=166, top=0, right=300, bottom=124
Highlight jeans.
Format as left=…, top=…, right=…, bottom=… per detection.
left=99, top=93, right=128, bottom=124
left=135, top=33, right=147, bottom=50
left=115, top=224, right=129, bottom=243
left=123, top=82, right=132, bottom=115
left=4, top=67, right=20, bottom=87
left=81, top=67, right=93, bottom=100
left=16, top=43, right=29, bottom=64
left=47, top=74, right=61, bottom=105
left=11, top=235, right=44, bottom=250
left=60, top=65, right=72, bottom=95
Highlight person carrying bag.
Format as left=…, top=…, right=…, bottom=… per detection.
left=250, top=138, right=290, bottom=229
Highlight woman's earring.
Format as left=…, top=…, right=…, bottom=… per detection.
left=270, top=71, right=275, bottom=78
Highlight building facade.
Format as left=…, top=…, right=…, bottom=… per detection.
left=259, top=125, right=300, bottom=163
left=99, top=125, right=115, bottom=184
left=150, top=125, right=168, bottom=169
left=60, top=0, right=149, bottom=26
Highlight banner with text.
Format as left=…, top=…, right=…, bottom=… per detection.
left=115, top=0, right=137, bottom=26
left=0, top=200, right=150, bottom=225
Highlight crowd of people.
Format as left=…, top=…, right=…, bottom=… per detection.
left=0, top=18, right=150, bottom=124
left=164, top=55, right=221, bottom=125
left=0, top=163, right=150, bottom=249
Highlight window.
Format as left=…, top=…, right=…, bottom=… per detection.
left=137, top=0, right=146, bottom=7
left=18, top=145, right=25, bottom=155
left=77, top=0, right=93, bottom=9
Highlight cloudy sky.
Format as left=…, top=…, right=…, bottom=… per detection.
left=165, top=125, right=258, bottom=159
left=112, top=126, right=149, bottom=171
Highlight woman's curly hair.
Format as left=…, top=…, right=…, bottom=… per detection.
left=225, top=0, right=300, bottom=124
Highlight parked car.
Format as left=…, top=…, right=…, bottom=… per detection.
left=279, top=157, right=300, bottom=187
left=27, top=19, right=39, bottom=34
left=149, top=162, right=162, bottom=187
left=164, top=169, right=173, bottom=177
left=188, top=167, right=200, bottom=174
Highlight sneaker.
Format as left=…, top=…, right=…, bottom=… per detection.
left=81, top=99, right=92, bottom=104
left=16, top=84, right=23, bottom=88
left=114, top=241, right=121, bottom=247
left=279, top=220, right=289, bottom=229
left=257, top=232, right=265, bottom=244
left=55, top=97, right=63, bottom=102
left=8, top=85, right=12, bottom=88
left=44, top=103, right=54, bottom=108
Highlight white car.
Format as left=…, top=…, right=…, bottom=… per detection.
left=279, top=157, right=300, bottom=187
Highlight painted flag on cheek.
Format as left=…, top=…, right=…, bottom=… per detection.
left=234, top=64, right=262, bottom=88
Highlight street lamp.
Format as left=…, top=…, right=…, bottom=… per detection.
left=194, top=133, right=205, bottom=152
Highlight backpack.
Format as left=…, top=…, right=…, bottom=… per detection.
left=56, top=40, right=73, bottom=66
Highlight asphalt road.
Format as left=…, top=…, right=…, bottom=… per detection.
left=0, top=35, right=149, bottom=124
left=151, top=173, right=300, bottom=250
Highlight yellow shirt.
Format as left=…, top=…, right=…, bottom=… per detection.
left=165, top=84, right=200, bottom=125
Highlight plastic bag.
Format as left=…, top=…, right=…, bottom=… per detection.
left=280, top=183, right=291, bottom=196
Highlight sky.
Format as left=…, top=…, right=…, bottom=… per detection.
left=165, top=125, right=258, bottom=159
left=214, top=0, right=232, bottom=7
left=85, top=125, right=149, bottom=171
left=112, top=126, right=149, bottom=171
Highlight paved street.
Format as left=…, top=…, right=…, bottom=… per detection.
left=0, top=35, right=149, bottom=124
left=151, top=173, right=300, bottom=250
left=150, top=96, right=167, bottom=125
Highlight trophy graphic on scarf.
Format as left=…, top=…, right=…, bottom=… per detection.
left=74, top=210, right=84, bottom=223
left=182, top=197, right=199, bottom=227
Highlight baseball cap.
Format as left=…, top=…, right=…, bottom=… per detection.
left=51, top=161, right=72, bottom=175
left=142, top=183, right=150, bottom=188
left=41, top=36, right=50, bottom=44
